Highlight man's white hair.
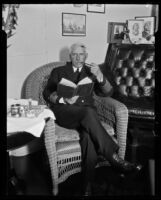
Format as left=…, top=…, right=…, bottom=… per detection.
left=70, top=43, right=87, bottom=54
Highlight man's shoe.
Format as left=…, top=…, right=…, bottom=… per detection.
left=110, top=153, right=142, bottom=174
left=82, top=182, right=92, bottom=196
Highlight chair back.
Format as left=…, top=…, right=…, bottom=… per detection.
left=21, top=61, right=66, bottom=104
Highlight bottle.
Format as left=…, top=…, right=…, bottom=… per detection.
left=11, top=104, right=19, bottom=117
left=19, top=105, right=25, bottom=117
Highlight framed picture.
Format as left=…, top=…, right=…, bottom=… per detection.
left=135, top=16, right=155, bottom=40
left=127, top=19, right=144, bottom=43
left=87, top=4, right=105, bottom=13
left=73, top=4, right=84, bottom=7
left=107, top=22, right=126, bottom=43
left=62, top=13, right=86, bottom=36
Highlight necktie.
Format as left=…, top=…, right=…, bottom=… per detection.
left=74, top=68, right=80, bottom=84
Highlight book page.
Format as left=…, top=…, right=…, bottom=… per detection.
left=77, top=77, right=92, bottom=85
left=59, top=78, right=76, bottom=88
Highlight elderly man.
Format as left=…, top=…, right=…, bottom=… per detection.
left=43, top=43, right=142, bottom=196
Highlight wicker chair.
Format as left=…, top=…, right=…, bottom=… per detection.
left=21, top=61, right=128, bottom=195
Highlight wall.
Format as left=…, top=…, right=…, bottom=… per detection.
left=7, top=4, right=152, bottom=99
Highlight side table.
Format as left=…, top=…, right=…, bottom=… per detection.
left=7, top=133, right=44, bottom=195
left=7, top=108, right=56, bottom=195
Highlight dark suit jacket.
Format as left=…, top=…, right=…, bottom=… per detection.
left=43, top=62, right=113, bottom=107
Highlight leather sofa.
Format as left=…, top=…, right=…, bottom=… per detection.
left=101, top=43, right=155, bottom=162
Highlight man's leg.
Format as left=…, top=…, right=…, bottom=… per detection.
left=53, top=105, right=118, bottom=160
left=80, top=107, right=119, bottom=160
left=53, top=105, right=142, bottom=175
left=79, top=107, right=142, bottom=173
left=78, top=127, right=98, bottom=194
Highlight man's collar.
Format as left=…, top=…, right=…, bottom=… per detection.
left=73, top=66, right=82, bottom=72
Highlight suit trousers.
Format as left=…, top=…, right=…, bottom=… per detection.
left=51, top=104, right=119, bottom=183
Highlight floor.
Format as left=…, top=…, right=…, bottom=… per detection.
left=58, top=165, right=151, bottom=197
left=7, top=142, right=157, bottom=198
left=58, top=142, right=156, bottom=197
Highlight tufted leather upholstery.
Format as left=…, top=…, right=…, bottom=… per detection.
left=104, top=44, right=155, bottom=120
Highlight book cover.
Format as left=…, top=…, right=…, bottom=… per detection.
left=57, top=77, right=94, bottom=98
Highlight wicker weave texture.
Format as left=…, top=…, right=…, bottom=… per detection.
left=21, top=61, right=128, bottom=195
left=21, top=62, right=66, bottom=104
left=94, top=95, right=128, bottom=159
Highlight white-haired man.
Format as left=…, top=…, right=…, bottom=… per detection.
left=43, top=43, right=142, bottom=196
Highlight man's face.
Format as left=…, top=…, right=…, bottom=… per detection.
left=70, top=46, right=88, bottom=68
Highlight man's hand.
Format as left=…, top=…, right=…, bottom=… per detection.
left=88, top=63, right=103, bottom=82
left=64, top=96, right=79, bottom=104
left=49, top=91, right=58, bottom=104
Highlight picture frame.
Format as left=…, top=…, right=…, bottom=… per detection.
left=135, top=16, right=155, bottom=40
left=127, top=19, right=144, bottom=44
left=62, top=13, right=86, bottom=36
left=107, top=22, right=126, bottom=43
left=73, top=4, right=84, bottom=7
left=87, top=4, right=105, bottom=13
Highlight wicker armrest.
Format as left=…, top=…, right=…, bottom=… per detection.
left=43, top=117, right=58, bottom=195
left=94, top=95, right=128, bottom=159
left=94, top=95, right=116, bottom=128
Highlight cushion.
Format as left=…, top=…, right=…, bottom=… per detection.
left=55, top=124, right=79, bottom=142
left=55, top=121, right=114, bottom=143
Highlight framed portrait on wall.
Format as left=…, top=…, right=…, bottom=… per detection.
left=73, top=4, right=84, bottom=7
left=62, top=13, right=86, bottom=36
left=87, top=4, right=105, bottom=13
left=127, top=19, right=144, bottom=44
left=135, top=16, right=155, bottom=40
left=107, top=22, right=126, bottom=43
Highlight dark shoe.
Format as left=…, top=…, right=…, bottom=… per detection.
left=110, top=153, right=142, bottom=174
left=82, top=182, right=92, bottom=196
left=9, top=176, right=26, bottom=195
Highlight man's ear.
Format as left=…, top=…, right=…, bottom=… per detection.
left=69, top=54, right=72, bottom=61
left=85, top=53, right=88, bottom=60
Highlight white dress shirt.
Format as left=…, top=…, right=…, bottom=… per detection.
left=73, top=66, right=82, bottom=72
left=59, top=66, right=82, bottom=103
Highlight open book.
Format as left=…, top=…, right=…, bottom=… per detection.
left=57, top=77, right=94, bottom=98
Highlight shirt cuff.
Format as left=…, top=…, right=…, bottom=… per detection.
left=99, top=75, right=106, bottom=86
left=59, top=97, right=66, bottom=104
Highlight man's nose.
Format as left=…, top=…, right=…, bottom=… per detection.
left=76, top=54, right=80, bottom=60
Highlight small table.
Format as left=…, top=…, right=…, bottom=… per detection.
left=7, top=107, right=55, bottom=154
left=7, top=106, right=56, bottom=195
